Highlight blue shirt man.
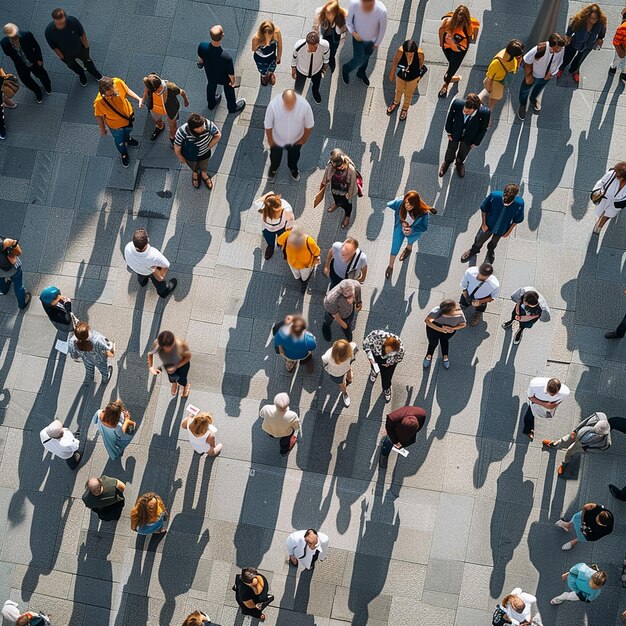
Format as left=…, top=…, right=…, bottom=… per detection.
left=273, top=315, right=317, bottom=373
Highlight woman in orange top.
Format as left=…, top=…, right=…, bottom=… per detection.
left=130, top=492, right=168, bottom=535
left=141, top=73, right=189, bottom=143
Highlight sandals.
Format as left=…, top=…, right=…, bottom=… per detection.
left=192, top=172, right=200, bottom=189
left=438, top=85, right=448, bottom=98
left=200, top=173, right=213, bottom=190
left=399, top=109, right=408, bottom=121
left=326, top=203, right=338, bottom=213
left=398, top=247, right=412, bottom=262
left=384, top=266, right=393, bottom=280
left=386, top=101, right=399, bottom=115
left=182, top=383, right=191, bottom=398
left=171, top=382, right=179, bottom=396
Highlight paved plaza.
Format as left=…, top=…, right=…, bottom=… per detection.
left=0, top=0, right=625, bottom=624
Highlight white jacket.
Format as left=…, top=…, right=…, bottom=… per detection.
left=286, top=530, right=329, bottom=569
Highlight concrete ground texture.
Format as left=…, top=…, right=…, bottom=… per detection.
left=0, top=0, right=625, bottom=624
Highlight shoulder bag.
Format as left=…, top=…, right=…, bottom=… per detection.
left=100, top=96, right=135, bottom=127
left=591, top=170, right=615, bottom=204
left=492, top=605, right=511, bottom=625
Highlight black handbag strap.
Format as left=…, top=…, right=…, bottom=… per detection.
left=100, top=96, right=133, bottom=122
left=468, top=279, right=487, bottom=300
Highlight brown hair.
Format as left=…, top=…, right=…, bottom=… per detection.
left=133, top=228, right=149, bottom=250
left=157, top=330, right=176, bottom=348
left=187, top=112, right=205, bottom=130
left=316, top=0, right=346, bottom=29
left=101, top=399, right=126, bottom=427
left=400, top=191, right=436, bottom=221
left=189, top=412, right=213, bottom=436
left=501, top=594, right=515, bottom=608
left=546, top=378, right=561, bottom=394
left=613, top=161, right=626, bottom=180
left=261, top=193, right=283, bottom=222
left=257, top=20, right=276, bottom=41
left=591, top=570, right=607, bottom=587
left=569, top=3, right=607, bottom=32
left=51, top=8, right=65, bottom=19
left=439, top=299, right=457, bottom=315
left=464, top=93, right=481, bottom=110
left=74, top=322, right=93, bottom=352
left=98, top=76, right=115, bottom=95
left=383, top=336, right=400, bottom=352
left=143, top=73, right=162, bottom=92
left=182, top=612, right=207, bottom=626
left=291, top=315, right=307, bottom=337
left=547, top=32, right=567, bottom=47
left=447, top=5, right=471, bottom=36
left=331, top=339, right=353, bottom=364
left=131, top=492, right=165, bottom=528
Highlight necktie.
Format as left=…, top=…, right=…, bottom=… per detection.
left=308, top=52, right=314, bottom=78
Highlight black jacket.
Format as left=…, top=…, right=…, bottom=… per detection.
left=0, top=31, right=44, bottom=69
left=445, top=98, right=490, bottom=146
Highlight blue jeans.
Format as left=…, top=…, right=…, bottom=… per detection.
left=109, top=125, right=132, bottom=155
left=391, top=223, right=422, bottom=256
left=518, top=77, right=549, bottom=109
left=380, top=436, right=394, bottom=457
left=0, top=266, right=27, bottom=308
left=343, top=39, right=375, bottom=76
left=262, top=227, right=286, bottom=249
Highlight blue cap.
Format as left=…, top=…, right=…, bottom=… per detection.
left=39, top=285, right=61, bottom=305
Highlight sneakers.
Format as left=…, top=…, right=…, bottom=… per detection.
left=561, top=541, right=573, bottom=550
left=485, top=249, right=495, bottom=264
left=341, top=68, right=349, bottom=85
left=127, top=137, right=140, bottom=148
left=369, top=369, right=378, bottom=383
left=290, top=169, right=300, bottom=181
left=555, top=519, right=568, bottom=530
left=322, top=322, right=331, bottom=341
left=502, top=320, right=514, bottom=330
left=79, top=74, right=87, bottom=86
left=312, top=90, right=322, bottom=104
left=517, top=105, right=526, bottom=120
left=151, top=126, right=165, bottom=141
left=267, top=168, right=277, bottom=182
left=513, top=329, right=523, bottom=344
left=609, top=66, right=617, bottom=75
left=161, top=278, right=177, bottom=297
left=342, top=392, right=350, bottom=407
left=383, top=388, right=391, bottom=403
left=357, top=73, right=370, bottom=87
left=105, top=364, right=113, bottom=382
left=470, top=311, right=483, bottom=326
left=531, top=99, right=541, bottom=112
left=121, top=153, right=130, bottom=168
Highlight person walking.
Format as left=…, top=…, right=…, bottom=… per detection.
left=322, top=278, right=362, bottom=342
left=459, top=262, right=500, bottom=326
left=523, top=377, right=570, bottom=441
left=378, top=406, right=425, bottom=469
left=173, top=112, right=221, bottom=190
left=503, top=286, right=550, bottom=345
left=558, top=4, right=606, bottom=84
left=551, top=563, right=606, bottom=605
left=313, top=0, right=348, bottom=73
left=322, top=339, right=357, bottom=408
left=286, top=529, right=330, bottom=570
left=44, top=8, right=101, bottom=85
left=233, top=567, right=274, bottom=622
left=363, top=329, right=404, bottom=403
left=94, top=76, right=142, bottom=168
left=500, top=588, right=543, bottom=625
left=478, top=39, right=524, bottom=115
left=197, top=25, right=245, bottom=114
left=92, top=399, right=136, bottom=461
left=141, top=72, right=189, bottom=144
left=384, top=190, right=436, bottom=280
left=276, top=227, right=321, bottom=286
left=39, top=286, right=73, bottom=333
left=291, top=31, right=329, bottom=104
left=1, top=23, right=52, bottom=103
left=273, top=314, right=317, bottom=373
left=251, top=20, right=282, bottom=87
left=82, top=475, right=126, bottom=522
left=319, top=148, right=359, bottom=228
left=609, top=7, right=626, bottom=83
left=0, top=236, right=31, bottom=310
left=182, top=611, right=213, bottom=626
left=423, top=299, right=467, bottom=369
left=181, top=410, right=222, bottom=457
left=543, top=412, right=611, bottom=476
left=439, top=93, right=490, bottom=178
left=555, top=502, right=614, bottom=551
left=518, top=33, right=566, bottom=120
left=605, top=289, right=626, bottom=339
left=386, top=39, right=425, bottom=121
left=255, top=191, right=294, bottom=260
left=342, top=0, right=387, bottom=86
left=40, top=419, right=81, bottom=469
left=590, top=162, right=626, bottom=234
left=130, top=492, right=169, bottom=535
left=69, top=321, right=114, bottom=384
left=1, top=602, right=51, bottom=625
left=260, top=393, right=300, bottom=455
left=124, top=228, right=177, bottom=297
left=460, top=184, right=524, bottom=265
left=264, top=89, right=314, bottom=181
left=148, top=330, right=192, bottom=398
left=323, top=237, right=368, bottom=288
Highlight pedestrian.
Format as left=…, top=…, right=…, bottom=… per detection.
left=523, top=377, right=570, bottom=441
left=313, top=0, right=348, bottom=73
left=44, top=7, right=101, bottom=85
left=605, top=289, right=626, bottom=339
left=609, top=7, right=626, bottom=83
left=500, top=588, right=542, bottom=625
left=173, top=112, right=221, bottom=190
left=39, top=285, right=73, bottom=333
left=555, top=502, right=614, bottom=551
left=68, top=321, right=114, bottom=384
left=255, top=191, right=294, bottom=260
left=286, top=529, right=329, bottom=570
left=94, top=76, right=142, bottom=168
left=459, top=262, right=500, bottom=326
left=251, top=20, right=283, bottom=87
left=342, top=0, right=387, bottom=86
left=551, top=563, right=606, bottom=605
left=141, top=72, right=189, bottom=144
left=181, top=411, right=223, bottom=457
left=437, top=5, right=480, bottom=98
left=322, top=278, right=362, bottom=342
left=319, top=148, right=359, bottom=228
left=590, top=161, right=626, bottom=234
left=423, top=299, right=467, bottom=369
left=276, top=227, right=321, bottom=286
left=92, top=399, right=136, bottom=461
left=2, top=602, right=51, bottom=625
left=543, top=412, right=611, bottom=476
left=260, top=392, right=300, bottom=455
left=363, top=329, right=404, bottom=403
left=148, top=330, right=192, bottom=398
left=82, top=475, right=126, bottom=522
left=503, top=286, right=550, bottom=345
left=264, top=89, right=314, bottom=181
left=439, top=93, right=490, bottom=178
left=517, top=33, right=566, bottom=120
left=130, top=492, right=168, bottom=535
left=123, top=228, right=177, bottom=297
left=478, top=39, right=524, bottom=115
left=385, top=190, right=436, bottom=280
left=378, top=406, right=425, bottom=469
left=460, top=184, right=524, bottom=265
left=0, top=236, right=31, bottom=310
left=197, top=25, right=245, bottom=114
left=40, top=419, right=81, bottom=469
left=273, top=314, right=317, bottom=373
left=291, top=31, right=329, bottom=104
left=323, top=237, right=368, bottom=288
left=1, top=23, right=52, bottom=103
left=233, top=567, right=274, bottom=622
left=558, top=4, right=606, bottom=84
left=182, top=611, right=213, bottom=626
left=322, top=339, right=357, bottom=408
left=386, top=39, right=425, bottom=121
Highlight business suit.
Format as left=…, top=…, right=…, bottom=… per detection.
left=1, top=31, right=51, bottom=99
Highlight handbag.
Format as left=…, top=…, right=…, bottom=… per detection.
left=492, top=605, right=511, bottom=626
left=591, top=171, right=615, bottom=204
left=180, top=137, right=200, bottom=161
left=1, top=73, right=20, bottom=98
left=100, top=95, right=135, bottom=127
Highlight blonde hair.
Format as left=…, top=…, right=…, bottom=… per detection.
left=189, top=412, right=213, bottom=436
left=331, top=339, right=353, bottom=364
left=256, top=20, right=276, bottom=41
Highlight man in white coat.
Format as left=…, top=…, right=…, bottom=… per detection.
left=40, top=419, right=81, bottom=469
left=286, top=528, right=329, bottom=570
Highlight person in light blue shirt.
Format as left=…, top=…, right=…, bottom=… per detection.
left=551, top=562, right=607, bottom=604
left=273, top=314, right=317, bottom=373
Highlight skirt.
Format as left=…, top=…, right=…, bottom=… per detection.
left=571, top=511, right=587, bottom=543
left=136, top=512, right=166, bottom=535
left=253, top=53, right=277, bottom=76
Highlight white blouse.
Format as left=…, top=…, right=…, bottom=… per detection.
left=504, top=588, right=537, bottom=626
left=321, top=342, right=357, bottom=377
left=255, top=199, right=295, bottom=232
left=593, top=169, right=626, bottom=218
left=186, top=418, right=218, bottom=454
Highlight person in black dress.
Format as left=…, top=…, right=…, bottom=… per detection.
left=233, top=567, right=274, bottom=622
left=386, top=39, right=425, bottom=121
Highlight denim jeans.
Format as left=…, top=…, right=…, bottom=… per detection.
left=519, top=77, right=549, bottom=109
left=109, top=125, right=132, bottom=155
left=343, top=39, right=375, bottom=76
left=0, top=266, right=27, bottom=308
left=262, top=227, right=286, bottom=249
left=380, top=436, right=394, bottom=457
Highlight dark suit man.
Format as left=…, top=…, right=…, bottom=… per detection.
left=439, top=93, right=490, bottom=178
left=1, top=23, right=52, bottom=102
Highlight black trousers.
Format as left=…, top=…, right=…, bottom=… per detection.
left=136, top=272, right=170, bottom=297
left=469, top=227, right=502, bottom=255
left=509, top=306, right=539, bottom=330
left=15, top=62, right=51, bottom=96
left=324, top=34, right=341, bottom=73
left=523, top=405, right=535, bottom=435
left=166, top=361, right=190, bottom=387
left=62, top=46, right=101, bottom=79
left=373, top=353, right=396, bottom=392
left=444, top=139, right=472, bottom=165
left=459, top=292, right=487, bottom=313
left=332, top=193, right=352, bottom=217
left=270, top=144, right=301, bottom=172
left=294, top=69, right=322, bottom=97
left=276, top=430, right=295, bottom=454
left=442, top=47, right=467, bottom=84
left=323, top=310, right=354, bottom=342
left=426, top=325, right=456, bottom=357
left=560, top=44, right=592, bottom=74
left=206, top=79, right=236, bottom=111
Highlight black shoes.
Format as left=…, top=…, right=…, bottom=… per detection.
left=513, top=329, right=523, bottom=345
left=312, top=90, right=322, bottom=104
left=341, top=68, right=349, bottom=85
left=267, top=168, right=277, bottom=182
left=357, top=73, right=370, bottom=86
left=127, top=137, right=140, bottom=148
left=605, top=330, right=622, bottom=339
left=502, top=320, right=514, bottom=330
left=161, top=278, right=177, bottom=297
left=231, top=99, right=246, bottom=113
left=290, top=169, right=300, bottom=181
left=378, top=451, right=388, bottom=469
left=609, top=484, right=626, bottom=500
left=35, top=92, right=43, bottom=104
left=151, top=126, right=165, bottom=141
left=485, top=250, right=495, bottom=264
left=209, top=94, right=222, bottom=110
left=121, top=153, right=130, bottom=168
left=19, top=292, right=32, bottom=311
left=517, top=105, right=526, bottom=120
left=79, top=74, right=87, bottom=86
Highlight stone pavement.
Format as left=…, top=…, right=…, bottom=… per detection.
left=0, top=0, right=625, bottom=624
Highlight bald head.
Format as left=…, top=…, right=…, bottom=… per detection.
left=210, top=25, right=224, bottom=43
left=282, top=89, right=297, bottom=111
left=87, top=477, right=103, bottom=495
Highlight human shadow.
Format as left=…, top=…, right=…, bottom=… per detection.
left=0, top=308, right=24, bottom=421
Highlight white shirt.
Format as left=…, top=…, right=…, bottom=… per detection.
left=460, top=267, right=500, bottom=300
left=523, top=43, right=565, bottom=79
left=254, top=199, right=295, bottom=233
left=291, top=39, right=330, bottom=76
left=264, top=93, right=314, bottom=147
left=527, top=377, right=570, bottom=419
left=40, top=427, right=79, bottom=459
left=186, top=418, right=218, bottom=454
left=322, top=342, right=357, bottom=377
left=124, top=242, right=170, bottom=276
left=593, top=169, right=626, bottom=218
left=346, top=0, right=388, bottom=47
left=260, top=405, right=301, bottom=438
left=286, top=530, right=329, bottom=569
left=503, top=588, right=537, bottom=626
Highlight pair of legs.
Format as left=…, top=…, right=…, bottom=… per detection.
left=277, top=429, right=296, bottom=455
left=167, top=361, right=191, bottom=397
left=16, top=63, right=52, bottom=100
left=551, top=591, right=581, bottom=604
left=443, top=139, right=472, bottom=167
left=109, top=124, right=135, bottom=156
left=269, top=144, right=301, bottom=175
left=463, top=227, right=502, bottom=262
left=518, top=77, right=549, bottom=112
left=555, top=510, right=585, bottom=550
left=478, top=87, right=503, bottom=120
left=63, top=46, right=102, bottom=81
left=322, top=310, right=354, bottom=342
left=136, top=271, right=176, bottom=297
left=328, top=192, right=352, bottom=228
left=0, top=266, right=29, bottom=308
left=294, top=69, right=323, bottom=101
left=439, top=47, right=467, bottom=96
left=206, top=79, right=237, bottom=112
left=65, top=429, right=82, bottom=469
left=610, top=50, right=626, bottom=81
left=560, top=44, right=592, bottom=76
left=254, top=57, right=277, bottom=86
left=150, top=110, right=177, bottom=142
left=370, top=353, right=397, bottom=394
left=262, top=226, right=286, bottom=258
left=282, top=352, right=314, bottom=373
left=84, top=358, right=111, bottom=384
left=503, top=306, right=538, bottom=343
left=389, top=77, right=419, bottom=118
left=324, top=34, right=341, bottom=73
left=343, top=39, right=375, bottom=78
left=459, top=292, right=487, bottom=325
left=425, top=325, right=455, bottom=363
left=387, top=223, right=420, bottom=274
left=185, top=151, right=212, bottom=189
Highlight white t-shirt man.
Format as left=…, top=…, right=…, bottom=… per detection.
left=40, top=426, right=79, bottom=459
left=527, top=377, right=570, bottom=419
left=264, top=93, right=314, bottom=147
left=460, top=267, right=500, bottom=300
left=124, top=242, right=170, bottom=276
left=523, top=43, right=565, bottom=79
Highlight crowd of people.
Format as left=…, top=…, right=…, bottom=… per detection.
left=1, top=0, right=626, bottom=624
